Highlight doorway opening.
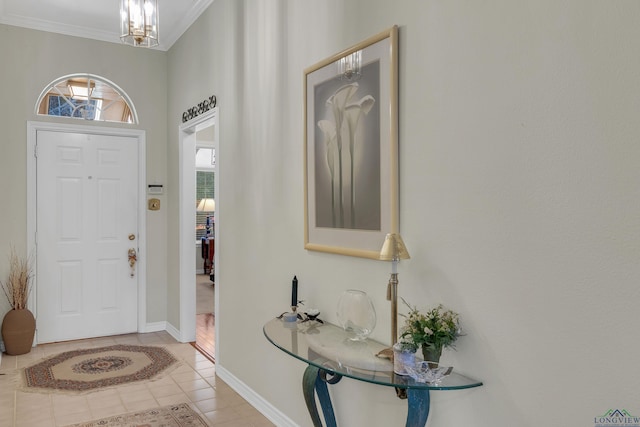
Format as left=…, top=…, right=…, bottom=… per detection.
left=195, top=137, right=215, bottom=359
left=178, top=108, right=218, bottom=362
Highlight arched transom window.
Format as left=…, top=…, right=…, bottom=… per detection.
left=35, top=74, right=138, bottom=124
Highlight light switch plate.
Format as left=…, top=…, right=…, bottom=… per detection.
left=148, top=198, right=160, bottom=210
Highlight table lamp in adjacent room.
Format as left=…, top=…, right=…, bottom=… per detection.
left=197, top=198, right=215, bottom=235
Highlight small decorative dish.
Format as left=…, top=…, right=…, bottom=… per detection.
left=405, top=361, right=453, bottom=384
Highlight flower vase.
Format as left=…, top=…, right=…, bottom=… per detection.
left=393, top=344, right=416, bottom=375
left=421, top=345, right=442, bottom=368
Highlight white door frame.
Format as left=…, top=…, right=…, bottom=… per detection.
left=27, top=121, right=147, bottom=344
left=178, top=108, right=218, bottom=349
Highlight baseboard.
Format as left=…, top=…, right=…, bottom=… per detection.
left=143, top=321, right=167, bottom=333
left=164, top=322, right=182, bottom=342
left=143, top=321, right=191, bottom=344
left=215, top=364, right=297, bottom=427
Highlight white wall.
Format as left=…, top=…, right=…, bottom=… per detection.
left=167, top=1, right=640, bottom=426
left=0, top=24, right=169, bottom=324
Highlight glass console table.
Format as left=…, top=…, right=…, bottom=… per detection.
left=263, top=318, right=482, bottom=427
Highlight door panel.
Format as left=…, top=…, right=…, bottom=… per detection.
left=36, top=130, right=139, bottom=343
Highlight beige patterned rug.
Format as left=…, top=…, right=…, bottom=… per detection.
left=23, top=344, right=177, bottom=393
left=63, top=403, right=208, bottom=427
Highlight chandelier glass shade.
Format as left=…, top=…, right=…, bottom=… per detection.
left=67, top=80, right=95, bottom=100
left=338, top=50, right=362, bottom=81
left=120, top=0, right=159, bottom=48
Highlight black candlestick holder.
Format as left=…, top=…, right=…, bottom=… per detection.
left=277, top=305, right=303, bottom=322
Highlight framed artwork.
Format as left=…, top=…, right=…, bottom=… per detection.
left=304, top=26, right=399, bottom=259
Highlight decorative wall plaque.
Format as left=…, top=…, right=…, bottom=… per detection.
left=182, top=95, right=217, bottom=123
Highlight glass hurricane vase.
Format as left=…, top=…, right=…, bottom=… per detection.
left=336, top=289, right=376, bottom=341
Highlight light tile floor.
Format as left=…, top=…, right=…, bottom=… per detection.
left=0, top=332, right=275, bottom=427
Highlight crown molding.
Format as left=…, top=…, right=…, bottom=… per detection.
left=0, top=0, right=215, bottom=52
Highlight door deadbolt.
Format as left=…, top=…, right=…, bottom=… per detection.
left=148, top=198, right=160, bottom=211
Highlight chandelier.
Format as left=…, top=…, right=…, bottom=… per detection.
left=120, top=0, right=159, bottom=48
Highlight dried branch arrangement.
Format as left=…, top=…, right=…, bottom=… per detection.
left=1, top=247, right=32, bottom=310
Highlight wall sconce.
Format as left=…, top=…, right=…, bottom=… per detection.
left=120, top=0, right=159, bottom=48
left=338, top=50, right=362, bottom=81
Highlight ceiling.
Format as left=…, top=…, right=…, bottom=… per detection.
left=0, top=0, right=214, bottom=51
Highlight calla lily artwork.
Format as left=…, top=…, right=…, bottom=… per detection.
left=313, top=60, right=382, bottom=232
left=304, top=26, right=399, bottom=259
left=318, top=82, right=376, bottom=229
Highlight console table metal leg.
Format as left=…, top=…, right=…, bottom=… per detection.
left=406, top=389, right=431, bottom=427
left=302, top=365, right=340, bottom=427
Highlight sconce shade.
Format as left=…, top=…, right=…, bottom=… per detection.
left=196, top=198, right=215, bottom=212
left=379, top=233, right=410, bottom=261
left=120, top=0, right=159, bottom=48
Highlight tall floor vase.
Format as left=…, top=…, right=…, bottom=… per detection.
left=1, top=309, right=36, bottom=355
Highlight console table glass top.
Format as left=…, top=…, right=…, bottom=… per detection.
left=263, top=318, right=482, bottom=391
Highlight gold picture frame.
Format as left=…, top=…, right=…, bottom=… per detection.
left=304, top=26, right=399, bottom=259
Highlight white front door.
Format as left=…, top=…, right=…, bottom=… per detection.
left=36, top=130, right=139, bottom=343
